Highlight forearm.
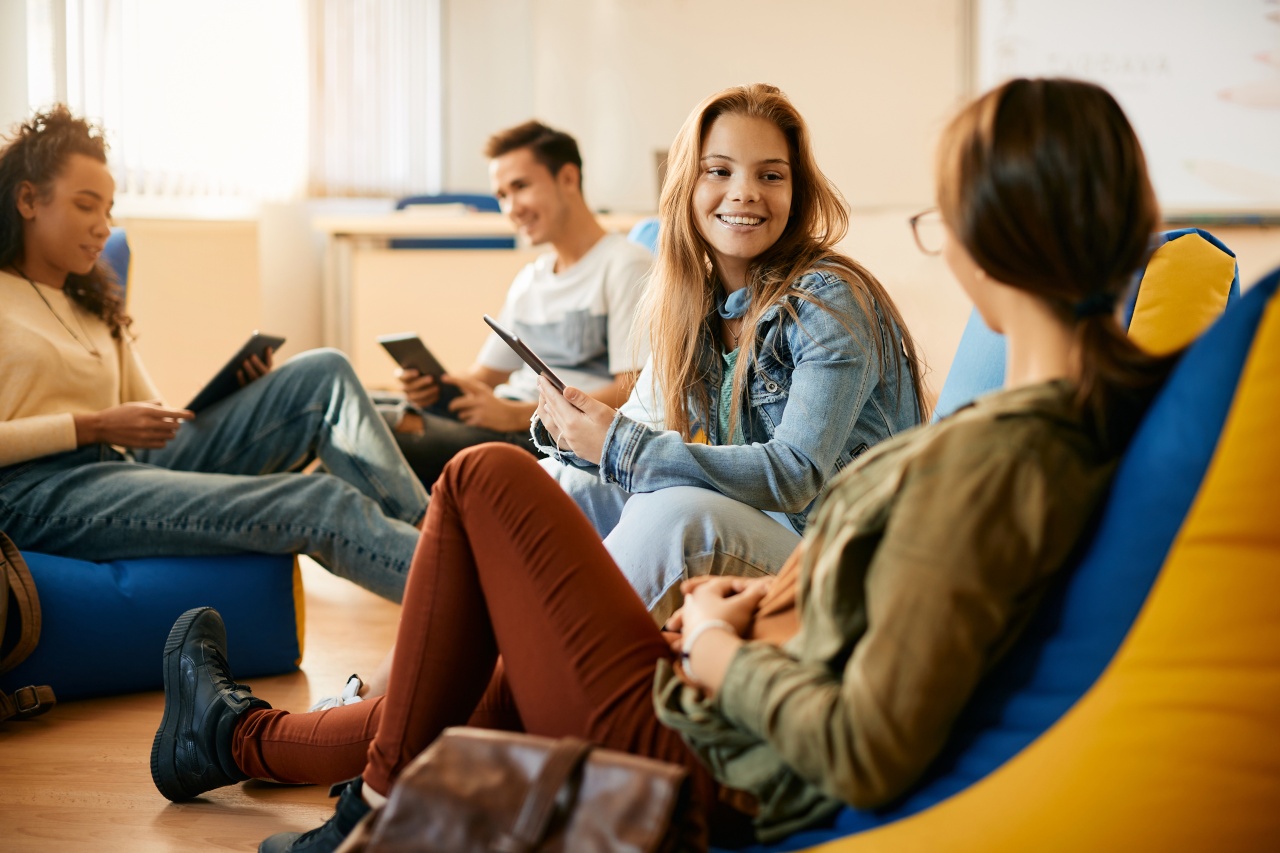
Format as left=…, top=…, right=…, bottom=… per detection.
left=0, top=414, right=79, bottom=466
left=468, top=364, right=512, bottom=389
left=683, top=625, right=744, bottom=696
left=600, top=415, right=825, bottom=510
left=588, top=373, right=637, bottom=409
left=490, top=399, right=537, bottom=433
left=73, top=411, right=101, bottom=445
left=599, top=350, right=872, bottom=507
left=714, top=642, right=936, bottom=810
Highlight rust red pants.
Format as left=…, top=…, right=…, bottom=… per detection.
left=232, top=443, right=721, bottom=815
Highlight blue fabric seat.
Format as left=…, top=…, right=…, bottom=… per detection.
left=627, top=216, right=660, bottom=254
left=932, top=228, right=1240, bottom=419
left=0, top=228, right=303, bottom=702
left=711, top=229, right=1269, bottom=845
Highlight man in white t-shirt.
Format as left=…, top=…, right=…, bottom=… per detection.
left=391, top=121, right=652, bottom=488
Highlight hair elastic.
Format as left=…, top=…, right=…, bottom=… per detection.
left=1072, top=291, right=1117, bottom=320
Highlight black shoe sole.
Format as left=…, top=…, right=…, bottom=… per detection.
left=151, top=606, right=217, bottom=802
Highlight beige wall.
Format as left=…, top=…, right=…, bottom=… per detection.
left=443, top=0, right=535, bottom=195
left=443, top=0, right=969, bottom=214
left=528, top=0, right=968, bottom=214
left=118, top=0, right=1280, bottom=404
left=120, top=219, right=262, bottom=407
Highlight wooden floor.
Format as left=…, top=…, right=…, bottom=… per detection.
left=0, top=558, right=401, bottom=853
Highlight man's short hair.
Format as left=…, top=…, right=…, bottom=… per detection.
left=485, top=120, right=583, bottom=188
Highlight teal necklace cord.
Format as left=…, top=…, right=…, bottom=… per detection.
left=11, top=263, right=102, bottom=359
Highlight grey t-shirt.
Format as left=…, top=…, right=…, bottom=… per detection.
left=476, top=233, right=652, bottom=401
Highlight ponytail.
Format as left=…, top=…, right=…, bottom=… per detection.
left=1074, top=314, right=1179, bottom=453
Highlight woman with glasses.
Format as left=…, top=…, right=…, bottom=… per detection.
left=153, top=77, right=1178, bottom=852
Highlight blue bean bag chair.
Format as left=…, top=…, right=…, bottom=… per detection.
left=933, top=228, right=1240, bottom=419
left=0, top=228, right=303, bottom=703
left=715, top=249, right=1279, bottom=849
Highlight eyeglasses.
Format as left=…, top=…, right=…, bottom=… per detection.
left=909, top=207, right=943, bottom=256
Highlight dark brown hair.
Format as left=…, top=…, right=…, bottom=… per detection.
left=483, top=120, right=583, bottom=189
left=937, top=77, right=1175, bottom=450
left=0, top=104, right=129, bottom=337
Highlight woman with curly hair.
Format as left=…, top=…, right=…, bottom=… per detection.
left=0, top=106, right=427, bottom=603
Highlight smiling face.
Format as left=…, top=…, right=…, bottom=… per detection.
left=489, top=146, right=576, bottom=247
left=692, top=113, right=792, bottom=291
left=17, top=153, right=114, bottom=286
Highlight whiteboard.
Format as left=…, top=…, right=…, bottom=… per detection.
left=976, top=0, right=1280, bottom=218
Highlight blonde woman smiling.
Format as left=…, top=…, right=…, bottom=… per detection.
left=537, top=84, right=927, bottom=624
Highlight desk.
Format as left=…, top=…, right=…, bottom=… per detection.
left=313, top=211, right=650, bottom=387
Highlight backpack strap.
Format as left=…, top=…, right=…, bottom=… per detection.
left=0, top=683, right=56, bottom=722
left=492, top=737, right=595, bottom=853
left=0, top=533, right=56, bottom=722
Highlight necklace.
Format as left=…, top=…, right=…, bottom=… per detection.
left=717, top=286, right=751, bottom=352
left=12, top=264, right=102, bottom=358
left=723, top=317, right=743, bottom=350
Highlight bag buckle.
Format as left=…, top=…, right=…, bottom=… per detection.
left=13, top=685, right=53, bottom=719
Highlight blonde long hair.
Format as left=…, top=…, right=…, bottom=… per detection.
left=643, top=83, right=926, bottom=439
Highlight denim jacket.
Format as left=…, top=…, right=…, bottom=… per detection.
left=534, top=268, right=921, bottom=534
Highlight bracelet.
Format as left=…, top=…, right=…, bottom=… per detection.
left=680, top=619, right=737, bottom=684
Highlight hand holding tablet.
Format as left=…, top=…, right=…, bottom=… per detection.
left=377, top=332, right=463, bottom=408
left=187, top=332, right=286, bottom=413
left=482, top=315, right=566, bottom=392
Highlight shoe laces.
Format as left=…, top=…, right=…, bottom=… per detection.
left=207, top=645, right=252, bottom=695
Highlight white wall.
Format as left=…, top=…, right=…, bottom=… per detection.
left=0, top=1, right=30, bottom=133
left=442, top=0, right=969, bottom=214
left=433, top=0, right=981, bottom=395
left=8, top=2, right=1279, bottom=399
left=530, top=0, right=968, bottom=213
left=443, top=0, right=535, bottom=194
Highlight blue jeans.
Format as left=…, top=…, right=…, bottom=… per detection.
left=0, top=349, right=427, bottom=603
left=374, top=395, right=536, bottom=490
left=541, top=458, right=800, bottom=625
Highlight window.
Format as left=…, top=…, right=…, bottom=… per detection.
left=25, top=0, right=443, bottom=204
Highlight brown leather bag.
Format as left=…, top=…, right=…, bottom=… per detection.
left=336, top=727, right=702, bottom=853
left=0, top=532, right=56, bottom=723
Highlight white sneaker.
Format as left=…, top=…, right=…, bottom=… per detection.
left=309, top=674, right=365, bottom=712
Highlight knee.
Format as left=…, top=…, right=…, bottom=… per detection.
left=437, top=443, right=543, bottom=500
left=281, top=348, right=358, bottom=385
left=619, top=488, right=715, bottom=535
left=542, top=458, right=597, bottom=499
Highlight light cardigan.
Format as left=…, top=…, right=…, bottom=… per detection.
left=0, top=270, right=159, bottom=467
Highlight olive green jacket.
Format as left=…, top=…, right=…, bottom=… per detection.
left=655, top=380, right=1118, bottom=842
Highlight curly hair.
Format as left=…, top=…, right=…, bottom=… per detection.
left=0, top=105, right=130, bottom=337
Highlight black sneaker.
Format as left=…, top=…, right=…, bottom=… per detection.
left=151, top=606, right=271, bottom=801
left=259, top=777, right=371, bottom=853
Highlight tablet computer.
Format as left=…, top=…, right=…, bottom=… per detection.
left=377, top=332, right=463, bottom=406
left=186, top=332, right=286, bottom=413
left=482, top=315, right=566, bottom=392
